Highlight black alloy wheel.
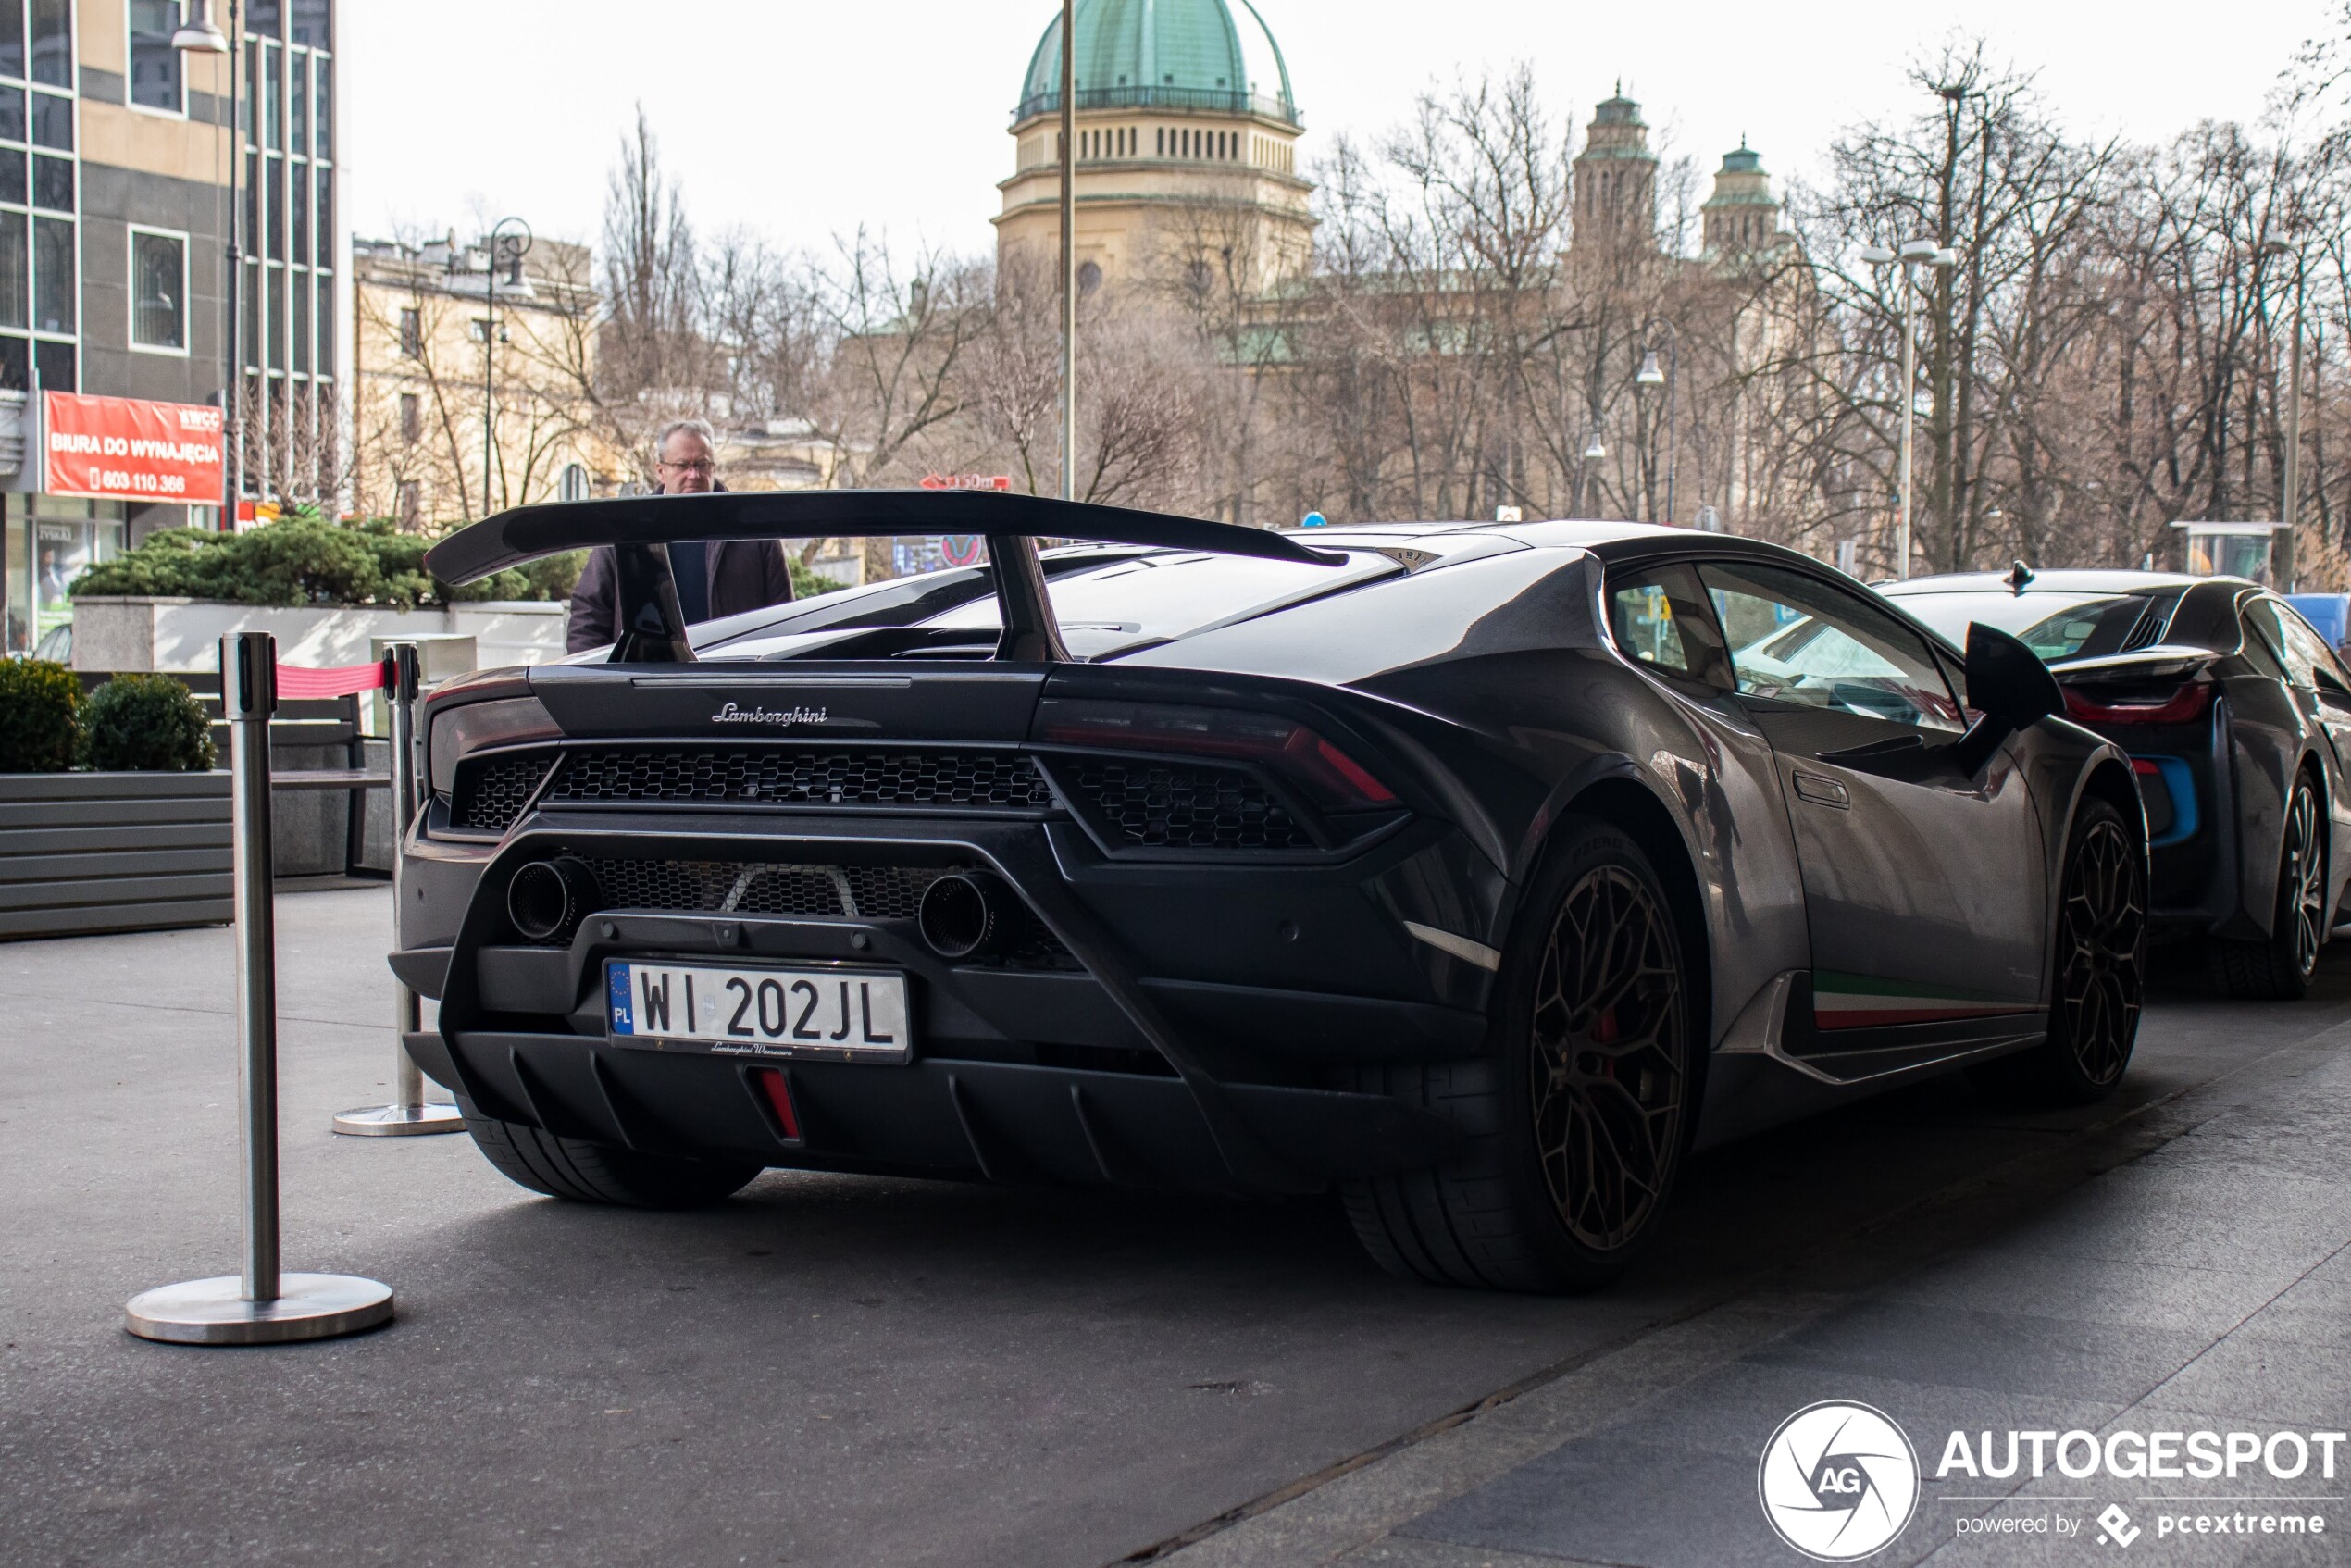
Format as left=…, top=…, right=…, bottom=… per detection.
left=1338, top=817, right=1696, bottom=1293
left=2283, top=780, right=2327, bottom=981
left=1528, top=864, right=1688, bottom=1251
left=1974, top=796, right=2145, bottom=1105
left=2052, top=807, right=2144, bottom=1089
left=2216, top=772, right=2328, bottom=1001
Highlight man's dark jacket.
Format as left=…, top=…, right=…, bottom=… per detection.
left=564, top=537, right=795, bottom=653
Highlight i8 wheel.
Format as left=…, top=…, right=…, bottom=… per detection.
left=2216, top=772, right=2327, bottom=1001
left=1340, top=817, right=1696, bottom=1293
left=1974, top=796, right=2145, bottom=1104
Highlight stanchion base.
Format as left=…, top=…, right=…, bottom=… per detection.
left=126, top=1273, right=394, bottom=1345
left=332, top=1101, right=466, bottom=1137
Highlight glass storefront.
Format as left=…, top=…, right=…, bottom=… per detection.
left=4, top=492, right=125, bottom=654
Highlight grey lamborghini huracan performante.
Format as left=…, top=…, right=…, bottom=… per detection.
left=395, top=494, right=2146, bottom=1292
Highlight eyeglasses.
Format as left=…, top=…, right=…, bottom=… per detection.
left=658, top=459, right=715, bottom=475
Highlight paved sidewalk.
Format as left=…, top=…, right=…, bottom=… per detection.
left=6, top=893, right=2348, bottom=1567
left=1155, top=1003, right=2351, bottom=1567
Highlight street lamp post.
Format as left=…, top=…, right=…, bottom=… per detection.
left=173, top=0, right=238, bottom=528
left=1574, top=430, right=1607, bottom=518
left=1636, top=333, right=1678, bottom=525
left=471, top=218, right=531, bottom=519
left=1860, top=239, right=1959, bottom=578
left=1057, top=0, right=1076, bottom=503
left=2262, top=237, right=2305, bottom=591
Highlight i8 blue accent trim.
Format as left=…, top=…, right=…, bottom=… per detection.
left=2138, top=754, right=2199, bottom=848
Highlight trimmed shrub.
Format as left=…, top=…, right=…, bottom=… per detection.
left=0, top=658, right=81, bottom=772
left=68, top=516, right=573, bottom=609
left=789, top=556, right=844, bottom=601
left=81, top=674, right=217, bottom=772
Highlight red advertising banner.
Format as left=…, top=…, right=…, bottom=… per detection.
left=43, top=392, right=225, bottom=504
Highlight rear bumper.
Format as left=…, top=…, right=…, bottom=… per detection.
left=402, top=811, right=1499, bottom=1195
left=405, top=1027, right=1460, bottom=1190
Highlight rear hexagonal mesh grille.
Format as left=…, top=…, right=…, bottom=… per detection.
left=576, top=859, right=948, bottom=919
left=453, top=753, right=555, bottom=832
left=546, top=747, right=1055, bottom=811
left=1063, top=760, right=1312, bottom=850
left=562, top=856, right=1078, bottom=969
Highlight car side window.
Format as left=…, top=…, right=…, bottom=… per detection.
left=1698, top=560, right=1966, bottom=732
left=2250, top=598, right=2351, bottom=694
left=1606, top=562, right=1733, bottom=691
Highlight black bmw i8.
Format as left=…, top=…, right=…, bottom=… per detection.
left=1885, top=568, right=2351, bottom=1001
left=397, top=494, right=2145, bottom=1292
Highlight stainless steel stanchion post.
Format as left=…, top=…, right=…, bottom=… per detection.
left=126, top=632, right=395, bottom=1345
left=336, top=641, right=463, bottom=1135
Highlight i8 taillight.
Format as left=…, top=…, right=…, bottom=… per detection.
left=1035, top=698, right=1399, bottom=811
left=2062, top=681, right=2211, bottom=726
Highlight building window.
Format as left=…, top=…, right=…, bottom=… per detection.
left=128, top=1, right=187, bottom=114
left=398, top=392, right=419, bottom=443
left=30, top=87, right=62, bottom=148
left=32, top=335, right=68, bottom=389
left=290, top=44, right=308, bottom=151
left=397, top=305, right=418, bottom=357
left=31, top=211, right=68, bottom=332
left=262, top=39, right=281, bottom=149
left=291, top=268, right=308, bottom=371
left=0, top=209, right=22, bottom=328
left=129, top=228, right=186, bottom=351
left=559, top=461, right=589, bottom=503
left=291, top=0, right=328, bottom=47
left=1077, top=259, right=1101, bottom=295
left=313, top=52, right=330, bottom=160
left=0, top=5, right=20, bottom=79
left=315, top=272, right=332, bottom=373
left=397, top=479, right=419, bottom=528
left=30, top=150, right=63, bottom=209
left=27, top=0, right=66, bottom=87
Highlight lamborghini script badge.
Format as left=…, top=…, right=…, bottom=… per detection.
left=711, top=703, right=829, bottom=727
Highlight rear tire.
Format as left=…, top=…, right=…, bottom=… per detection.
left=2214, top=772, right=2326, bottom=1001
left=465, top=1114, right=763, bottom=1208
left=1341, top=817, right=1696, bottom=1293
left=1972, top=796, right=2145, bottom=1105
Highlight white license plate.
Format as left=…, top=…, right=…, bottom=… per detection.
left=606, top=961, right=912, bottom=1063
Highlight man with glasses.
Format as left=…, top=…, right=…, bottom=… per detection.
left=564, top=417, right=796, bottom=653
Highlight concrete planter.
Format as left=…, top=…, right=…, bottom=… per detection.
left=0, top=771, right=233, bottom=940
left=70, top=597, right=568, bottom=675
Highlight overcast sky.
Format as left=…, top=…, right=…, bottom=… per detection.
left=344, top=0, right=2338, bottom=259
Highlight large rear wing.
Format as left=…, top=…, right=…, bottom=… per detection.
left=423, top=489, right=1347, bottom=664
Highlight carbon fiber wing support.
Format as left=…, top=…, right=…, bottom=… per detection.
left=422, top=490, right=1349, bottom=665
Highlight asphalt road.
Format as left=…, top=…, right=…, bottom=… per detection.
left=2, top=888, right=2345, bottom=1567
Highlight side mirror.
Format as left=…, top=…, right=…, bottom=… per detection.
left=1952, top=622, right=2062, bottom=776
left=1964, top=622, right=2062, bottom=725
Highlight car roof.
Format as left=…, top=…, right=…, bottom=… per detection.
left=1883, top=569, right=2258, bottom=595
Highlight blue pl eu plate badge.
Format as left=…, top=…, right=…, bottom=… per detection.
left=609, top=963, right=635, bottom=1034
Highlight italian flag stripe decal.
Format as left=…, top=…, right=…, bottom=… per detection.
left=1812, top=971, right=2037, bottom=1031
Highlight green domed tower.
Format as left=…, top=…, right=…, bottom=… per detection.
left=996, top=0, right=1314, bottom=291
left=1701, top=141, right=1790, bottom=258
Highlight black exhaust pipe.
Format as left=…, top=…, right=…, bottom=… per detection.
left=917, top=871, right=1022, bottom=961
left=507, top=856, right=601, bottom=943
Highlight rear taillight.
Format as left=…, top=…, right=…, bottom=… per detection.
left=1036, top=699, right=1399, bottom=811
left=2062, top=681, right=2211, bottom=726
